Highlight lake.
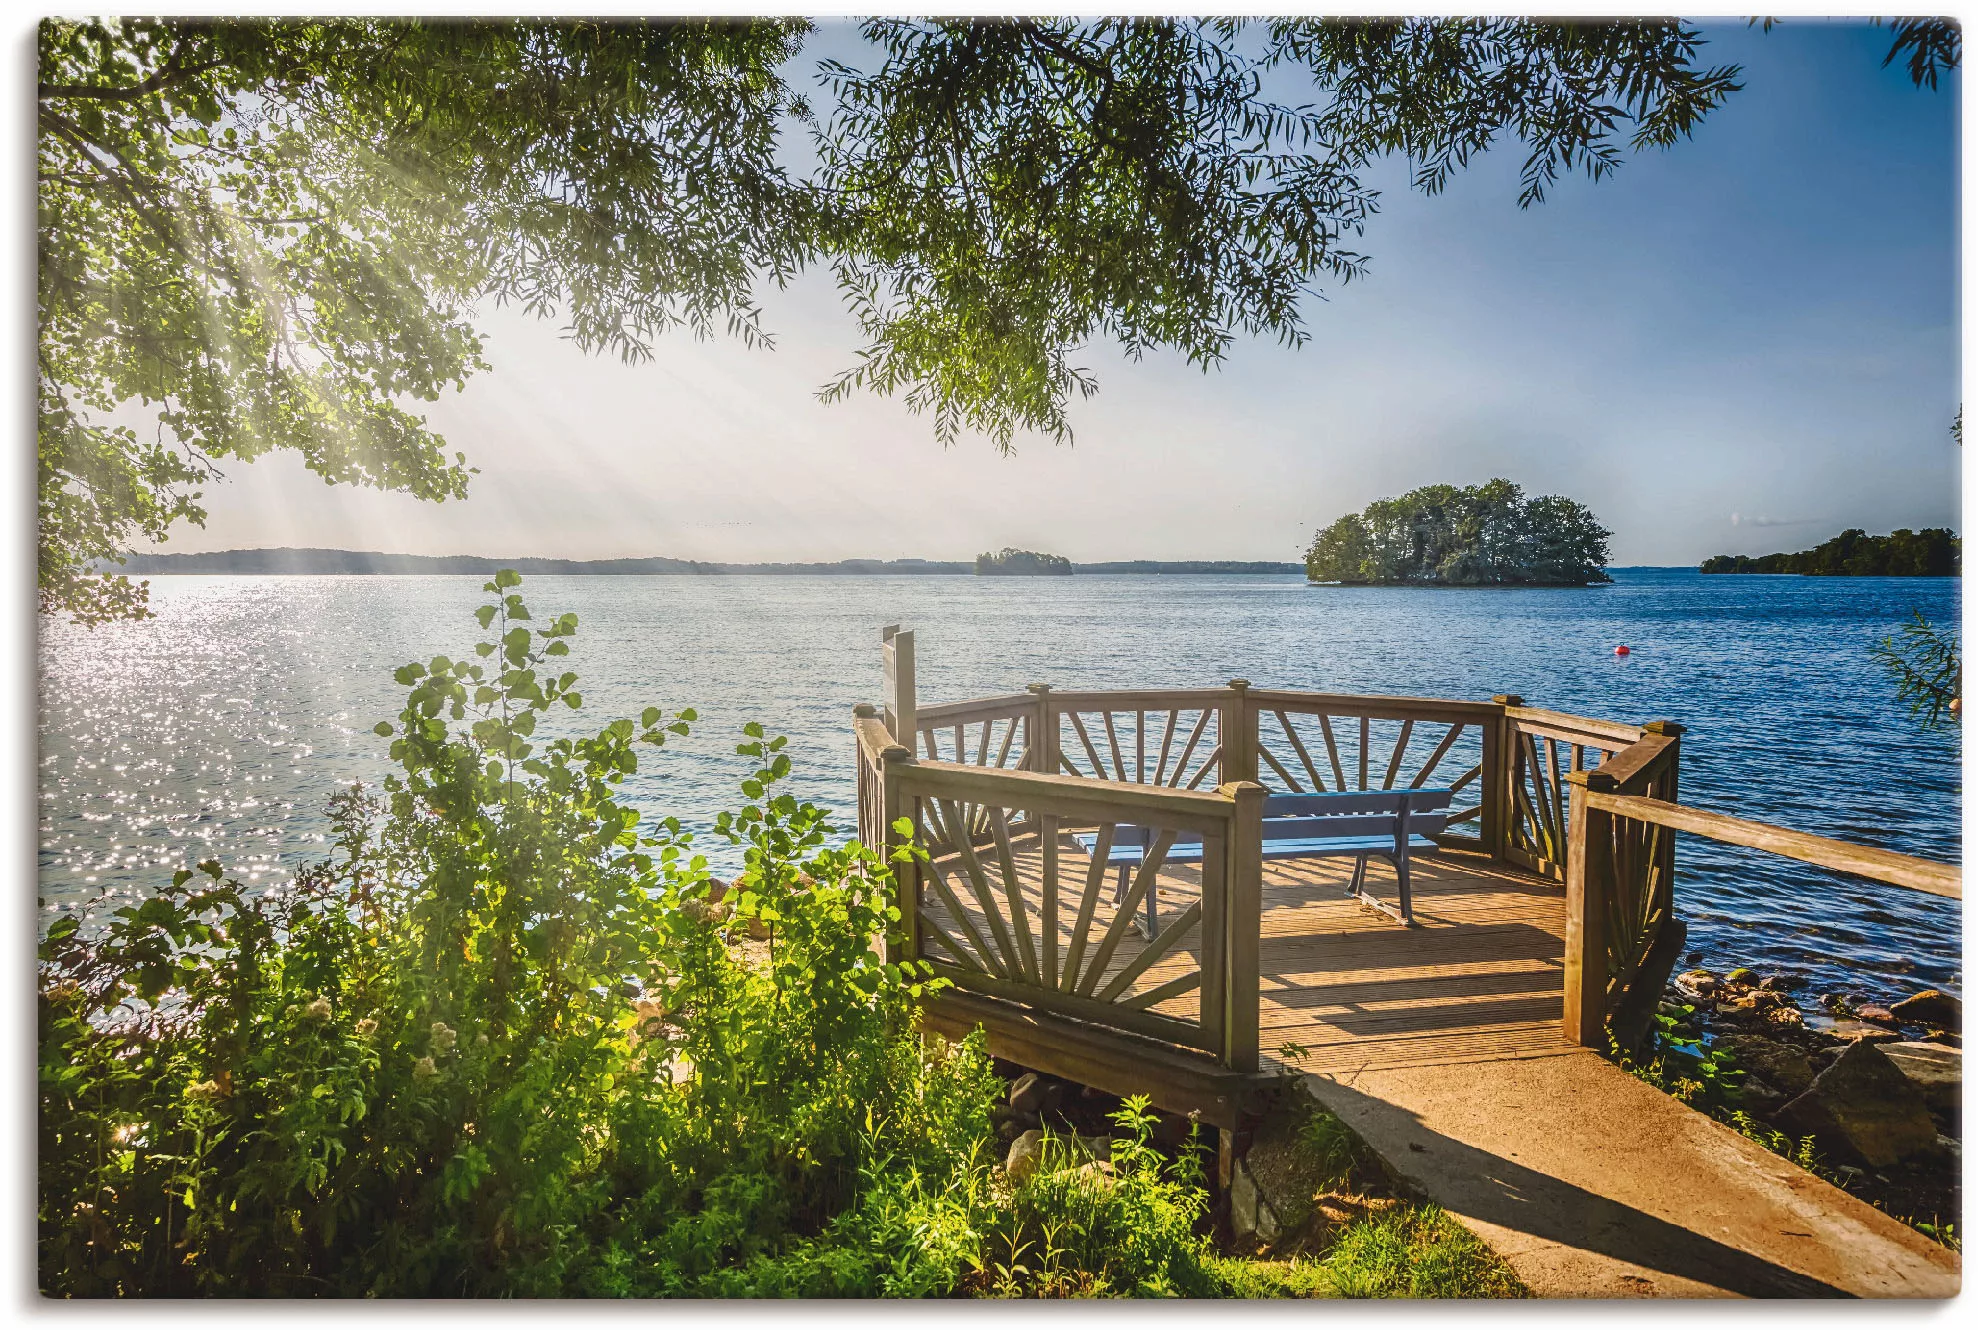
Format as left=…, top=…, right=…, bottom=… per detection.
left=37, top=568, right=1961, bottom=1005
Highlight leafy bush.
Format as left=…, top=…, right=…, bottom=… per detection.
left=39, top=573, right=1255, bottom=1298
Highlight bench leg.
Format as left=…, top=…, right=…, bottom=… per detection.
left=1345, top=854, right=1413, bottom=927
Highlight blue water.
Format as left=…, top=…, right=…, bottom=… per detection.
left=37, top=569, right=1961, bottom=1004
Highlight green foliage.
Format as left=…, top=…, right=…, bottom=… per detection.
left=1305, top=478, right=1612, bottom=586
left=1209, top=1205, right=1527, bottom=1298
left=37, top=572, right=985, bottom=1295
left=39, top=17, right=810, bottom=620
left=43, top=16, right=1755, bottom=619
left=42, top=572, right=1345, bottom=1299
left=1872, top=610, right=1962, bottom=730
left=1700, top=528, right=1960, bottom=577
left=974, top=548, right=1073, bottom=576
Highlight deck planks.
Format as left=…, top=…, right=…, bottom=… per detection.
left=918, top=833, right=1571, bottom=1071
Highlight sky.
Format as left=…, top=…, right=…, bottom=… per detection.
left=144, top=17, right=1960, bottom=568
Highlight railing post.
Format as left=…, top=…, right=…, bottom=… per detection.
left=1217, top=780, right=1266, bottom=1073
left=1222, top=679, right=1257, bottom=784
left=880, top=734, right=918, bottom=967
left=881, top=626, right=916, bottom=749
left=1562, top=766, right=1614, bottom=1046
left=1485, top=694, right=1522, bottom=862
left=1640, top=719, right=1685, bottom=927
left=1026, top=682, right=1057, bottom=775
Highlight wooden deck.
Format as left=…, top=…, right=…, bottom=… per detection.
left=1256, top=847, right=1571, bottom=1073
left=921, top=832, right=1570, bottom=1075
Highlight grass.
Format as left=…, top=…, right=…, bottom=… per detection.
left=1210, top=1204, right=1528, bottom=1298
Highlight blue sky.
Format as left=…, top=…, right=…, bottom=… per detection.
left=166, top=17, right=1959, bottom=566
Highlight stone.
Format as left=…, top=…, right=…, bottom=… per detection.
left=1857, top=1005, right=1901, bottom=1028
left=1773, top=1040, right=1941, bottom=1168
left=1878, top=1041, right=1962, bottom=1116
left=1229, top=1159, right=1265, bottom=1241
left=1008, top=1071, right=1049, bottom=1115
left=1674, top=969, right=1721, bottom=1003
left=1738, top=1075, right=1788, bottom=1117
left=1716, top=1034, right=1816, bottom=1097
left=1891, top=990, right=1963, bottom=1031
left=1811, top=1018, right=1903, bottom=1045
left=1228, top=1159, right=1284, bottom=1246
left=1072, top=1160, right=1116, bottom=1191
left=1005, top=1129, right=1045, bottom=1182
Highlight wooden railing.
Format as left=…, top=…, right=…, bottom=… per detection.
left=862, top=675, right=1957, bottom=1064
left=1246, top=687, right=1498, bottom=852
left=858, top=705, right=1263, bottom=1071
left=1498, top=697, right=1645, bottom=879
left=1560, top=725, right=1960, bottom=1047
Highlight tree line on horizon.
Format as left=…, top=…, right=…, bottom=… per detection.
left=975, top=548, right=1072, bottom=576
left=1700, top=528, right=1959, bottom=577
left=1304, top=479, right=1612, bottom=587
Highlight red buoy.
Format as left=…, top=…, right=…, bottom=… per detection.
left=1614, top=645, right=1631, bottom=656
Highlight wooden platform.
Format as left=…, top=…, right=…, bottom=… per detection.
left=1255, top=846, right=1573, bottom=1075
left=919, top=832, right=1570, bottom=1079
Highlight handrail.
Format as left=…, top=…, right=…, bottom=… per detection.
left=898, top=755, right=1240, bottom=833
left=916, top=693, right=1037, bottom=724
left=1504, top=704, right=1644, bottom=748
left=1585, top=790, right=1961, bottom=900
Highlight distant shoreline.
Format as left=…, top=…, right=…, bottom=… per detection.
left=105, top=548, right=1307, bottom=577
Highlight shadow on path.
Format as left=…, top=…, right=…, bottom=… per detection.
left=1308, top=1075, right=1852, bottom=1298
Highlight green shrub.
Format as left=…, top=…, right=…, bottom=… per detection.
left=39, top=573, right=1270, bottom=1299
left=38, top=573, right=976, bottom=1295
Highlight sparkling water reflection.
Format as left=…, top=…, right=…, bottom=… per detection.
left=38, top=569, right=1960, bottom=1005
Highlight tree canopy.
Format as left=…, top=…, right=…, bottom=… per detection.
left=37, top=16, right=1941, bottom=621
left=1700, top=528, right=1960, bottom=577
left=1305, top=479, right=1612, bottom=587
left=975, top=548, right=1072, bottom=576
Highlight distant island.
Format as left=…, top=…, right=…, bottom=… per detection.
left=1305, top=479, right=1611, bottom=587
left=107, top=548, right=1304, bottom=576
left=975, top=548, right=1071, bottom=576
left=1700, top=528, right=1959, bottom=577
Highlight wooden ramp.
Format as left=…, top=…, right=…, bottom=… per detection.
left=926, top=841, right=1959, bottom=1299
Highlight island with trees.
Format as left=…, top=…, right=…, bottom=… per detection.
left=975, top=548, right=1073, bottom=576
left=1304, top=479, right=1612, bottom=587
left=1700, top=528, right=1959, bottom=577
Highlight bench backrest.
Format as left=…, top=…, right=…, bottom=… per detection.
left=1111, top=789, right=1454, bottom=849
left=1265, top=789, right=1454, bottom=841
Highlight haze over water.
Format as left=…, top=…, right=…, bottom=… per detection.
left=38, top=568, right=1959, bottom=1006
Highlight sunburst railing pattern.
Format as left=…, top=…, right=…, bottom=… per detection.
left=857, top=680, right=1695, bottom=1067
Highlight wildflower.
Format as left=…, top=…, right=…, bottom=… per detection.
left=304, top=996, right=333, bottom=1022
left=412, top=1056, right=438, bottom=1080
left=354, top=1018, right=378, bottom=1038
left=430, top=1021, right=458, bottom=1054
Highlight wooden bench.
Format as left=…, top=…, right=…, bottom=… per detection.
left=1072, top=789, right=1455, bottom=935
